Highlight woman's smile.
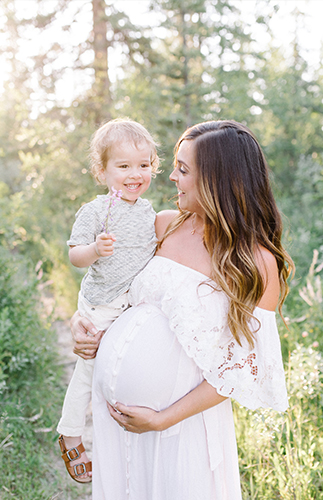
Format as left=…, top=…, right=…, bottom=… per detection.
left=169, top=140, right=201, bottom=214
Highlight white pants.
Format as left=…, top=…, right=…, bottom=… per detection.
left=57, top=291, right=129, bottom=437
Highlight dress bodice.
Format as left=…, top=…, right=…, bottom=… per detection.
left=129, top=256, right=288, bottom=412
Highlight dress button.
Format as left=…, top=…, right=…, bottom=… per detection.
left=126, top=489, right=130, bottom=495
left=126, top=473, right=130, bottom=479
left=112, top=370, right=117, bottom=376
left=118, top=354, right=123, bottom=359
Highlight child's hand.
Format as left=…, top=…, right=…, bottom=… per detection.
left=95, top=233, right=116, bottom=257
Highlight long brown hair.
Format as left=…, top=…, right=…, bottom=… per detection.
left=160, top=120, right=294, bottom=347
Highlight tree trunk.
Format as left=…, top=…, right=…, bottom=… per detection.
left=92, top=0, right=111, bottom=124
left=180, top=8, right=191, bottom=129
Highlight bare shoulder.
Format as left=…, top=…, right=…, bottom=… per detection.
left=255, top=246, right=280, bottom=311
left=255, top=246, right=278, bottom=279
left=155, top=210, right=178, bottom=240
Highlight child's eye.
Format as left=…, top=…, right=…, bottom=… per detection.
left=141, top=163, right=151, bottom=168
left=118, top=164, right=129, bottom=169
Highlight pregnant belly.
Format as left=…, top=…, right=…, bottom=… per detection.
left=94, top=304, right=202, bottom=411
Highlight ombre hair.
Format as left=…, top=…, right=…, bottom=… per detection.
left=160, top=120, right=294, bottom=347
left=90, top=117, right=160, bottom=184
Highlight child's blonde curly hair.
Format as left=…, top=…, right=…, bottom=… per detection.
left=90, top=118, right=160, bottom=185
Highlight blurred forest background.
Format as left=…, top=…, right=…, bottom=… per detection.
left=0, top=0, right=322, bottom=498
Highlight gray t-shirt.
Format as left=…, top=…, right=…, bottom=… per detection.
left=68, top=195, right=157, bottom=305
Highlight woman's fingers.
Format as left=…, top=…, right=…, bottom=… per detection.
left=70, top=311, right=99, bottom=341
left=107, top=402, right=128, bottom=428
left=107, top=402, right=159, bottom=433
left=114, top=402, right=131, bottom=415
left=73, top=346, right=97, bottom=359
left=70, top=310, right=104, bottom=359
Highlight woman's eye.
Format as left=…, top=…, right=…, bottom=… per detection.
left=179, top=167, right=187, bottom=175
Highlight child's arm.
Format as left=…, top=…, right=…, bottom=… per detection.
left=69, top=233, right=116, bottom=268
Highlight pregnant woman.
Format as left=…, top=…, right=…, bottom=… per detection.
left=71, top=120, right=293, bottom=499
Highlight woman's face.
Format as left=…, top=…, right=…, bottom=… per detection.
left=169, top=139, right=202, bottom=214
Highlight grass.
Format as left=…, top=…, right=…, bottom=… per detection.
left=236, top=250, right=323, bottom=499
left=0, top=248, right=92, bottom=499
left=236, top=345, right=323, bottom=499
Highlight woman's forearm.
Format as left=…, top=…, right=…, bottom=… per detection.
left=157, top=380, right=227, bottom=431
left=109, top=380, right=228, bottom=433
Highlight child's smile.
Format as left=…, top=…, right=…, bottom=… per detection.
left=101, top=142, right=152, bottom=204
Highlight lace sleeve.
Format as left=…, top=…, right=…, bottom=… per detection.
left=130, top=257, right=288, bottom=412
left=204, top=307, right=288, bottom=411
left=168, top=291, right=288, bottom=411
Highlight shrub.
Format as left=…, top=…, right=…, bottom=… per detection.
left=236, top=345, right=323, bottom=499
left=0, top=247, right=65, bottom=498
left=236, top=250, right=323, bottom=499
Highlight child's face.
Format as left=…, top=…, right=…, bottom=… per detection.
left=101, top=141, right=152, bottom=204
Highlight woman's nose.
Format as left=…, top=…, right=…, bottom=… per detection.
left=169, top=169, right=177, bottom=182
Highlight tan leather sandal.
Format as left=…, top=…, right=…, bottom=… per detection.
left=58, top=434, right=92, bottom=484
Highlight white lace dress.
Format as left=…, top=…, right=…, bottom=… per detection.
left=92, top=256, right=288, bottom=500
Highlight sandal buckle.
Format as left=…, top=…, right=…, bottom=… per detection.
left=74, top=462, right=86, bottom=477
left=66, top=447, right=80, bottom=462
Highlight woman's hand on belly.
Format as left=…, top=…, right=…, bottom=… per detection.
left=107, top=402, right=164, bottom=433
left=71, top=311, right=104, bottom=359
left=108, top=380, right=228, bottom=433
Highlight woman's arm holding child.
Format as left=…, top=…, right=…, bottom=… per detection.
left=70, top=311, right=104, bottom=359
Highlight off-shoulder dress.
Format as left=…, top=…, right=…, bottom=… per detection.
left=92, top=256, right=288, bottom=500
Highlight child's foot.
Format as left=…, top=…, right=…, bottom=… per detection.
left=58, top=435, right=92, bottom=483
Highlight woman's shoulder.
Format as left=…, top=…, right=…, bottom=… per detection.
left=255, top=246, right=280, bottom=311
left=255, top=246, right=278, bottom=275
left=155, top=210, right=178, bottom=239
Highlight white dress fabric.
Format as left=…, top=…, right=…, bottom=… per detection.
left=92, top=256, right=288, bottom=500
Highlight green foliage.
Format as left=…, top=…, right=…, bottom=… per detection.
left=258, top=45, right=323, bottom=196
left=0, top=247, right=66, bottom=498
left=279, top=155, right=323, bottom=285
left=236, top=344, right=323, bottom=499
left=235, top=252, right=323, bottom=499
left=0, top=248, right=49, bottom=392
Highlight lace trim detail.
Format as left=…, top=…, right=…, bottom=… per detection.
left=218, top=344, right=258, bottom=380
